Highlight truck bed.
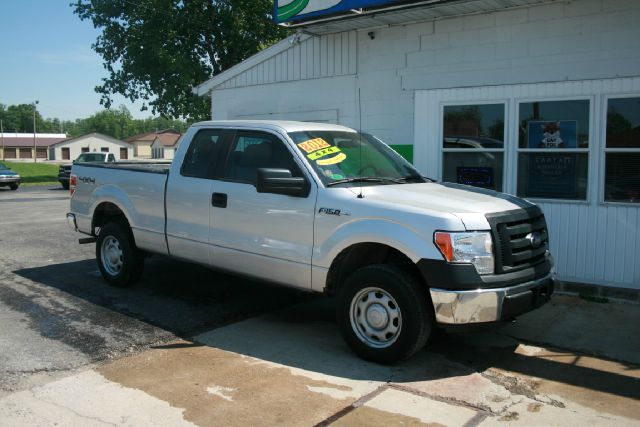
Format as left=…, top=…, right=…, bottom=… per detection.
left=75, top=161, right=172, bottom=174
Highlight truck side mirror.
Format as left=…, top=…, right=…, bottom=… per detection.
left=257, top=168, right=309, bottom=197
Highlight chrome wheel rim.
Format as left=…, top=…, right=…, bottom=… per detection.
left=349, top=287, right=402, bottom=348
left=101, top=236, right=123, bottom=276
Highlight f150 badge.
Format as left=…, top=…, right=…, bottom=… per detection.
left=318, top=207, right=349, bottom=216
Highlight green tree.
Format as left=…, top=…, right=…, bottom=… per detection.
left=72, top=0, right=288, bottom=120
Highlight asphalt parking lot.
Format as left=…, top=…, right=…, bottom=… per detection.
left=0, top=185, right=639, bottom=426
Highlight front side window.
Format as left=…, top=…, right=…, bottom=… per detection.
left=517, top=100, right=590, bottom=200
left=289, top=131, right=424, bottom=187
left=442, top=104, right=505, bottom=191
left=605, top=97, right=640, bottom=203
left=224, top=132, right=302, bottom=185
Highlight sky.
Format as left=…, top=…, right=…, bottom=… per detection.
left=0, top=0, right=151, bottom=121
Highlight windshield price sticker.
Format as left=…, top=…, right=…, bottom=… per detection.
left=298, top=138, right=330, bottom=153
left=307, top=146, right=340, bottom=160
left=317, top=152, right=347, bottom=165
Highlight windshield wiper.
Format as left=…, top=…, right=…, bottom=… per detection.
left=326, top=176, right=427, bottom=186
left=326, top=177, right=386, bottom=187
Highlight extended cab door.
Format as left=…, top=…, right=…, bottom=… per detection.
left=165, top=128, right=231, bottom=266
left=208, top=130, right=317, bottom=289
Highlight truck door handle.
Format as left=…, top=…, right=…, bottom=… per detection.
left=211, top=192, right=228, bottom=208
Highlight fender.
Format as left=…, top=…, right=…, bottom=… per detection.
left=313, top=218, right=455, bottom=269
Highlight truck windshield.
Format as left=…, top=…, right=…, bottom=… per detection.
left=288, top=131, right=425, bottom=187
left=75, top=153, right=105, bottom=162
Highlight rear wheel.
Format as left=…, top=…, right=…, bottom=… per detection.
left=61, top=182, right=69, bottom=190
left=96, top=222, right=144, bottom=287
left=9, top=183, right=19, bottom=191
left=337, top=264, right=433, bottom=364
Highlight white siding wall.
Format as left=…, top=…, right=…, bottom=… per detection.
left=211, top=0, right=640, bottom=149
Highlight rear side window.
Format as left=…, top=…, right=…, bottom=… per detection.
left=181, top=129, right=225, bottom=179
left=223, top=131, right=302, bottom=185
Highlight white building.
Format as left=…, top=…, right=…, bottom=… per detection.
left=49, top=133, right=133, bottom=161
left=195, top=0, right=640, bottom=295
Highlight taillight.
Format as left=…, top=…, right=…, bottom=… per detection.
left=70, top=174, right=77, bottom=196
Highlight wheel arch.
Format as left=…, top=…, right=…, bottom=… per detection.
left=325, top=242, right=426, bottom=297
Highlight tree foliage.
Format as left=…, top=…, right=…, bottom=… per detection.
left=0, top=102, right=188, bottom=139
left=72, top=0, right=288, bottom=120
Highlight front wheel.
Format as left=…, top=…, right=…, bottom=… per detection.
left=96, top=222, right=144, bottom=287
left=337, top=264, right=433, bottom=364
left=9, top=183, right=19, bottom=191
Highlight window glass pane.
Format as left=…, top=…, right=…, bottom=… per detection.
left=605, top=153, right=640, bottom=203
left=225, top=132, right=301, bottom=185
left=517, top=153, right=588, bottom=200
left=443, top=104, right=504, bottom=148
left=181, top=129, right=224, bottom=179
left=519, top=100, right=590, bottom=148
left=607, top=97, right=640, bottom=148
left=443, top=152, right=503, bottom=191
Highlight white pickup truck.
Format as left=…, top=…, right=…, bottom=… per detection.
left=67, top=120, right=555, bottom=363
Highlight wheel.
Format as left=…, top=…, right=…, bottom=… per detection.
left=337, top=264, right=433, bottom=364
left=96, top=222, right=144, bottom=287
left=9, top=183, right=19, bottom=191
left=62, top=182, right=69, bottom=190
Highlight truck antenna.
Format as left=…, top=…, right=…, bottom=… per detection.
left=357, top=87, right=364, bottom=199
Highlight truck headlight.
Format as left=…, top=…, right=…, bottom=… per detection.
left=434, top=231, right=494, bottom=275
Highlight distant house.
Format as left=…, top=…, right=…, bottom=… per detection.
left=125, top=129, right=181, bottom=159
left=0, top=133, right=67, bottom=161
left=49, top=133, right=133, bottom=161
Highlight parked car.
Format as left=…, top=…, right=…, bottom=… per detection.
left=0, top=162, right=21, bottom=190
left=59, top=152, right=116, bottom=189
left=67, top=121, right=554, bottom=364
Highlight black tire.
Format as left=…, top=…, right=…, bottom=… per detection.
left=96, top=222, right=144, bottom=287
left=62, top=182, right=69, bottom=190
left=9, top=183, right=19, bottom=191
left=337, top=264, right=433, bottom=364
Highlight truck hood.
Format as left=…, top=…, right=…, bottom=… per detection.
left=360, top=182, right=534, bottom=228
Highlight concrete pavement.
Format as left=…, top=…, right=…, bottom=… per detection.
left=1, top=295, right=638, bottom=426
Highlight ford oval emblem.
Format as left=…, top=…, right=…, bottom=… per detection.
left=526, top=232, right=543, bottom=249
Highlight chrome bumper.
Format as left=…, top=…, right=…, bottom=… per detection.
left=66, top=213, right=78, bottom=232
left=430, top=272, right=555, bottom=324
left=0, top=176, right=20, bottom=183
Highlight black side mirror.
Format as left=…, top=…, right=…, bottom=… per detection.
left=257, top=168, right=309, bottom=197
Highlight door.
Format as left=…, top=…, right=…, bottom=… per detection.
left=165, top=128, right=230, bottom=266
left=120, top=147, right=128, bottom=160
left=209, top=130, right=317, bottom=289
left=62, top=147, right=70, bottom=160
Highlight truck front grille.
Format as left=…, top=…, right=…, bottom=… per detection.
left=486, top=206, right=549, bottom=274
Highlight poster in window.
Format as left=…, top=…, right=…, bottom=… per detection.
left=526, top=154, right=577, bottom=199
left=527, top=120, right=578, bottom=149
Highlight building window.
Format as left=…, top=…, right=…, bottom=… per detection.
left=81, top=147, right=90, bottom=153
left=441, top=103, right=505, bottom=191
left=101, top=147, right=109, bottom=152
left=517, top=99, right=590, bottom=200
left=604, top=96, right=640, bottom=203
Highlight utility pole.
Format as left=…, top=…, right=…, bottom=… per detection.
left=1, top=119, right=4, bottom=161
left=32, top=100, right=39, bottom=163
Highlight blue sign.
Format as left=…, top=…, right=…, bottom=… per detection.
left=275, top=0, right=421, bottom=24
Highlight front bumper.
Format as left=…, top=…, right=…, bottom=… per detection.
left=0, top=176, right=20, bottom=185
left=430, top=272, right=555, bottom=324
